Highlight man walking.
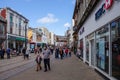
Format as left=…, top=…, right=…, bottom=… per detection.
left=43, top=47, right=51, bottom=72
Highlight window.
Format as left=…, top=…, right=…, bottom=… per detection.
left=9, top=13, right=13, bottom=34
left=96, top=25, right=109, bottom=73
left=19, top=18, right=21, bottom=36
left=86, top=40, right=89, bottom=62
left=111, top=20, right=120, bottom=80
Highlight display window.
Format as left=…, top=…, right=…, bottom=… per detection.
left=86, top=40, right=89, bottom=62
left=111, top=19, right=120, bottom=80
left=96, top=25, right=109, bottom=73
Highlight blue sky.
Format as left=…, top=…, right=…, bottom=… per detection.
left=0, top=0, right=76, bottom=36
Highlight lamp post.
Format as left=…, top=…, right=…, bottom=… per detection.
left=24, top=20, right=28, bottom=49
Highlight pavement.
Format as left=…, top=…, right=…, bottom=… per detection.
left=3, top=53, right=105, bottom=80
left=0, top=53, right=36, bottom=73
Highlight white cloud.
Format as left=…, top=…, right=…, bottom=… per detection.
left=37, top=13, right=58, bottom=24
left=64, top=22, right=71, bottom=27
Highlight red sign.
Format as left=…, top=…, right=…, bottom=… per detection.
left=1, top=9, right=6, bottom=19
left=104, top=0, right=113, bottom=9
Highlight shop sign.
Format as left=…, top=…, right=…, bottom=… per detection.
left=79, top=27, right=84, bottom=35
left=95, top=0, right=113, bottom=20
left=104, top=0, right=113, bottom=9
left=16, top=37, right=26, bottom=41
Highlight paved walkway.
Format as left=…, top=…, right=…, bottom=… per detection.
left=7, top=53, right=105, bottom=80
left=0, top=53, right=36, bottom=73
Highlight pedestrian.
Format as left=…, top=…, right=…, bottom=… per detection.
left=68, top=48, right=71, bottom=57
left=6, top=48, right=11, bottom=59
left=65, top=48, right=68, bottom=57
left=26, top=48, right=30, bottom=59
left=43, top=47, right=51, bottom=72
left=0, top=48, right=3, bottom=59
left=39, top=46, right=42, bottom=53
left=55, top=47, right=59, bottom=59
left=34, top=48, right=37, bottom=54
left=76, top=47, right=81, bottom=58
left=22, top=47, right=26, bottom=59
left=35, top=53, right=42, bottom=71
left=59, top=47, right=63, bottom=59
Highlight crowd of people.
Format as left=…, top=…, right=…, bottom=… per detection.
left=55, top=47, right=71, bottom=59
left=0, top=47, right=30, bottom=59
left=34, top=46, right=72, bottom=72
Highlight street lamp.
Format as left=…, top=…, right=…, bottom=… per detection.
left=24, top=20, right=28, bottom=49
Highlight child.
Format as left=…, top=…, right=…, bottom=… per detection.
left=35, top=53, right=42, bottom=71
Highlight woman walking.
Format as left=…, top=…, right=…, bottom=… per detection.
left=35, top=53, right=42, bottom=71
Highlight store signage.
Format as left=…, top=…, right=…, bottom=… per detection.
left=95, top=4, right=105, bottom=20
left=95, top=0, right=113, bottom=20
left=80, top=27, right=84, bottom=35
left=104, top=0, right=113, bottom=9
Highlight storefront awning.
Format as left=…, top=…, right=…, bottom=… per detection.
left=16, top=37, right=27, bottom=41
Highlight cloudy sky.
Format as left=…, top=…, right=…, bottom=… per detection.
left=0, top=0, right=76, bottom=35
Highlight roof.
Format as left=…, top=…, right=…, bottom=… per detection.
left=6, top=7, right=29, bottom=22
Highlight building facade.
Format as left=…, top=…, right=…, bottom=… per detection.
left=0, top=7, right=29, bottom=51
left=55, top=35, right=67, bottom=47
left=40, top=27, right=49, bottom=44
left=0, top=16, right=6, bottom=49
left=73, top=0, right=120, bottom=80
left=49, top=32, right=55, bottom=45
left=27, top=27, right=37, bottom=51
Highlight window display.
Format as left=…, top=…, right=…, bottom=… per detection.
left=86, top=40, right=89, bottom=62
left=111, top=20, right=120, bottom=80
left=96, top=25, right=109, bottom=73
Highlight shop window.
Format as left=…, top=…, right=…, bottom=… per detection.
left=96, top=25, right=109, bottom=73
left=86, top=40, right=89, bottom=62
left=111, top=20, right=120, bottom=80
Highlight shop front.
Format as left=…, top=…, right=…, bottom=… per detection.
left=95, top=25, right=109, bottom=74
left=94, top=19, right=120, bottom=80
left=110, top=19, right=120, bottom=80
left=77, top=0, right=120, bottom=79
left=7, top=35, right=26, bottom=51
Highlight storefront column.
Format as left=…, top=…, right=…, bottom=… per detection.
left=108, top=24, right=112, bottom=76
left=83, top=38, right=86, bottom=62
left=89, top=40, right=92, bottom=66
